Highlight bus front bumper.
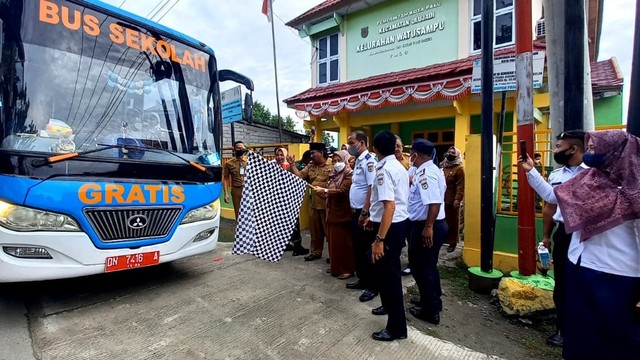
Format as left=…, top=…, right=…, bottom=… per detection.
left=0, top=217, right=220, bottom=283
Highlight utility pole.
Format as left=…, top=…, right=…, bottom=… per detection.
left=564, top=0, right=586, bottom=131
left=628, top=0, right=640, bottom=137
left=515, top=0, right=536, bottom=276
left=480, top=0, right=495, bottom=273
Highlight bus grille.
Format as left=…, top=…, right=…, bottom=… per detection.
left=84, top=206, right=183, bottom=243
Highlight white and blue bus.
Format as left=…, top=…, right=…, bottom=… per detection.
left=0, top=0, right=254, bottom=282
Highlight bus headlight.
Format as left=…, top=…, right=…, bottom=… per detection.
left=0, top=201, right=80, bottom=232
left=181, top=199, right=220, bottom=224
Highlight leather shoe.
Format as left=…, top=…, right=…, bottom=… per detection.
left=371, top=306, right=387, bottom=316
left=359, top=289, right=378, bottom=302
left=346, top=280, right=365, bottom=290
left=292, top=246, right=309, bottom=257
left=546, top=331, right=563, bottom=347
left=409, top=306, right=440, bottom=325
left=304, top=254, right=321, bottom=261
left=371, top=329, right=407, bottom=342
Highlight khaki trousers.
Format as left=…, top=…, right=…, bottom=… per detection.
left=310, top=208, right=327, bottom=257
left=231, top=187, right=243, bottom=220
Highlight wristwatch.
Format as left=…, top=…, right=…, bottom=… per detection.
left=360, top=210, right=369, bottom=216
left=375, top=234, right=385, bottom=242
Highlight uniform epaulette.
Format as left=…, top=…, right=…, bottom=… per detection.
left=365, top=153, right=371, bottom=160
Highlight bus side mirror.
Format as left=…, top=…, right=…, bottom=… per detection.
left=244, top=93, right=253, bottom=124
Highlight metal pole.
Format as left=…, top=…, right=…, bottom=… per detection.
left=628, top=0, right=640, bottom=136
left=516, top=0, right=536, bottom=276
left=564, top=0, right=585, bottom=131
left=480, top=0, right=495, bottom=273
left=269, top=0, right=283, bottom=143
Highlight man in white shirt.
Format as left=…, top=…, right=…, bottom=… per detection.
left=361, top=130, right=410, bottom=342
left=519, top=130, right=586, bottom=348
left=346, top=131, right=379, bottom=302
left=406, top=139, right=447, bottom=325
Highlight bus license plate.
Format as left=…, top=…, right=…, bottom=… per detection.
left=105, top=251, right=160, bottom=273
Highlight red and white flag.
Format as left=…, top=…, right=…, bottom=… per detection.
left=261, top=0, right=273, bottom=22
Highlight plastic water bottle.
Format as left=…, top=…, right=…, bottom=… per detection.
left=537, top=242, right=551, bottom=269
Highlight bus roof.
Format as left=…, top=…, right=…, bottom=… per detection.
left=80, top=0, right=215, bottom=56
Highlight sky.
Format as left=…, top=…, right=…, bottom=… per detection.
left=104, top=0, right=637, bottom=132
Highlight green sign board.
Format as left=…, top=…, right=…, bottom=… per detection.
left=346, top=0, right=459, bottom=81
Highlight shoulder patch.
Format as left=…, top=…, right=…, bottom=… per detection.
left=376, top=172, right=384, bottom=185
left=419, top=177, right=429, bottom=190
left=367, top=161, right=375, bottom=172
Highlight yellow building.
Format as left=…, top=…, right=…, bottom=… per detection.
left=283, top=0, right=623, bottom=272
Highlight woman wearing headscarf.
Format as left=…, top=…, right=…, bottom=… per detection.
left=273, top=147, right=291, bottom=170
left=554, top=130, right=640, bottom=360
left=440, top=146, right=465, bottom=253
left=274, top=147, right=309, bottom=256
left=314, top=150, right=355, bottom=279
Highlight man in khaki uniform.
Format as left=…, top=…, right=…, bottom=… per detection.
left=223, top=141, right=248, bottom=220
left=288, top=142, right=332, bottom=261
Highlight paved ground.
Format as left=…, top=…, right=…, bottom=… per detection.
left=1, top=239, right=501, bottom=360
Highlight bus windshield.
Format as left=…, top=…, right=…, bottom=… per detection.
left=0, top=0, right=219, bottom=165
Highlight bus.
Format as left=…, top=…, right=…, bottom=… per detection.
left=0, top=0, right=254, bottom=282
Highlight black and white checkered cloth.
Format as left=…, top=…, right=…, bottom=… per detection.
left=232, top=151, right=308, bottom=262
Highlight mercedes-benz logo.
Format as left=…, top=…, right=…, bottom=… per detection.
left=127, top=215, right=148, bottom=229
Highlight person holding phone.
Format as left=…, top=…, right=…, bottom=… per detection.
left=360, top=130, right=410, bottom=342
left=406, top=139, right=448, bottom=325
left=518, top=130, right=587, bottom=348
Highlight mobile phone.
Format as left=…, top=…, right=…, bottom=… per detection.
left=519, top=140, right=528, bottom=162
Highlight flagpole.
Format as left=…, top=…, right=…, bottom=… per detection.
left=269, top=0, right=283, bottom=143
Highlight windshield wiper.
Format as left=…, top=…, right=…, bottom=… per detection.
left=33, top=143, right=207, bottom=172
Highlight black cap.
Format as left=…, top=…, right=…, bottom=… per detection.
left=557, top=130, right=586, bottom=143
left=411, top=138, right=435, bottom=155
left=309, top=142, right=326, bottom=152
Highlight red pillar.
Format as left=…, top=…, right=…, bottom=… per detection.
left=515, top=0, right=537, bottom=276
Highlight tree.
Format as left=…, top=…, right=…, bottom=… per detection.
left=250, top=100, right=299, bottom=133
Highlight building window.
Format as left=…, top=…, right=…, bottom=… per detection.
left=317, top=33, right=339, bottom=85
left=470, top=0, right=514, bottom=52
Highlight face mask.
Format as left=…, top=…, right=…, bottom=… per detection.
left=334, top=162, right=346, bottom=172
left=347, top=145, right=360, bottom=156
left=446, top=154, right=457, bottom=161
left=553, top=148, right=573, bottom=166
left=235, top=149, right=247, bottom=157
left=582, top=152, right=606, bottom=168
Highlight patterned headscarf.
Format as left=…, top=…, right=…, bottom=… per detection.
left=441, top=146, right=463, bottom=168
left=555, top=130, right=640, bottom=240
left=328, top=150, right=352, bottom=189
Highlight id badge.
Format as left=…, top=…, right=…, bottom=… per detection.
left=239, top=166, right=245, bottom=176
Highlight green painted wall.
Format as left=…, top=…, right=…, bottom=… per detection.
left=494, top=215, right=543, bottom=253
left=371, top=124, right=392, bottom=137
left=594, top=94, right=624, bottom=126
left=346, top=0, right=459, bottom=80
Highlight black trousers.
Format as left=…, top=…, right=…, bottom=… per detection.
left=351, top=210, right=376, bottom=291
left=552, top=222, right=571, bottom=333
left=564, top=260, right=640, bottom=360
left=289, top=218, right=302, bottom=246
left=408, top=219, right=448, bottom=315
left=370, top=219, right=410, bottom=336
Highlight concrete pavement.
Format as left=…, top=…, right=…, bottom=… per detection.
left=2, top=242, right=500, bottom=360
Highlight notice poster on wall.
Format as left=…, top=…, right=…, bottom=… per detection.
left=471, top=51, right=546, bottom=93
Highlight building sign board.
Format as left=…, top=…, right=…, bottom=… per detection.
left=346, top=0, right=458, bottom=81
left=221, top=85, right=242, bottom=124
left=471, top=51, right=546, bottom=93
